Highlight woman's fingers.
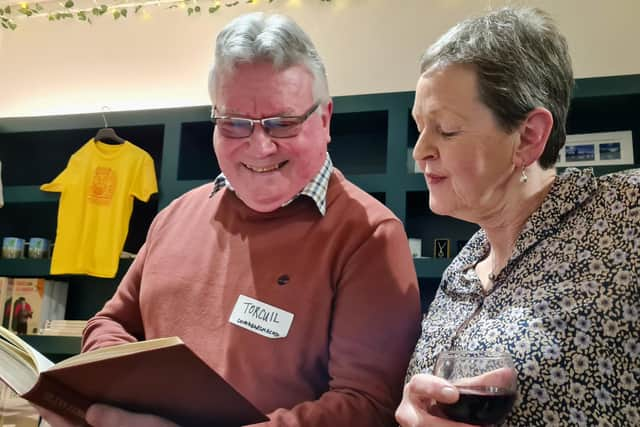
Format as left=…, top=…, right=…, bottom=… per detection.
left=396, top=374, right=478, bottom=427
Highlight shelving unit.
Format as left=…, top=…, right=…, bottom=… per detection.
left=1, top=74, right=639, bottom=357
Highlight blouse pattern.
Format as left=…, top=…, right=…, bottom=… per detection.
left=406, top=168, right=640, bottom=427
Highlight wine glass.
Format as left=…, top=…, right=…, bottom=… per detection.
left=433, top=350, right=517, bottom=426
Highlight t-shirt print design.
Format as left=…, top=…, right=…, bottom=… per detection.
left=89, top=167, right=116, bottom=205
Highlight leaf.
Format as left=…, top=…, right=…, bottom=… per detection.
left=134, top=5, right=142, bottom=13
left=92, top=7, right=100, bottom=15
left=35, top=3, right=44, bottom=11
left=99, top=4, right=107, bottom=13
left=64, top=0, right=73, bottom=8
left=120, top=8, right=127, bottom=17
left=4, top=6, right=11, bottom=14
left=194, top=5, right=200, bottom=12
left=113, top=9, right=120, bottom=18
left=9, top=21, right=16, bottom=29
left=187, top=7, right=193, bottom=15
left=208, top=5, right=219, bottom=13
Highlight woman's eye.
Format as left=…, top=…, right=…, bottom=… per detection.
left=440, top=130, right=458, bottom=138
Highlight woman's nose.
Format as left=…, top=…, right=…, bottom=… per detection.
left=413, top=130, right=436, bottom=161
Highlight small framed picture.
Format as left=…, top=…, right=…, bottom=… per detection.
left=433, top=238, right=451, bottom=258
left=557, top=130, right=634, bottom=167
left=408, top=238, right=422, bottom=258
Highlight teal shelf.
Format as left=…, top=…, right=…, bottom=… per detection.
left=413, top=257, right=450, bottom=279
left=0, top=258, right=134, bottom=278
left=21, top=335, right=81, bottom=356
left=347, top=174, right=388, bottom=192
left=3, top=186, right=59, bottom=204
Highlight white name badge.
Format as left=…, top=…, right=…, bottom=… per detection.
left=229, top=295, right=294, bottom=339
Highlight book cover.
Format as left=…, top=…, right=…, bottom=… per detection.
left=0, top=278, right=9, bottom=330
left=7, top=279, right=68, bottom=335
left=1, top=278, right=13, bottom=331
left=0, top=327, right=268, bottom=426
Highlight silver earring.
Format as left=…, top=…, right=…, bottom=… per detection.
left=520, top=166, right=528, bottom=183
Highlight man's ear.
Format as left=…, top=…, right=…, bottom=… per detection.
left=513, top=107, right=553, bottom=167
left=321, top=100, right=333, bottom=144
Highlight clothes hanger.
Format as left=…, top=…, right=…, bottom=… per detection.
left=94, top=107, right=125, bottom=145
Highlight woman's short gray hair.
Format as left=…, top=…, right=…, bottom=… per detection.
left=209, top=12, right=330, bottom=105
left=420, top=7, right=574, bottom=169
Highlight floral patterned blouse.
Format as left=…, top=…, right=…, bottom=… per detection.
left=406, top=168, right=639, bottom=426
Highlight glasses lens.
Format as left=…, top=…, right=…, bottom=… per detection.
left=263, top=118, right=302, bottom=138
left=215, top=118, right=253, bottom=138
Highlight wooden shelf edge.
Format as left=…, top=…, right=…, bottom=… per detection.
left=0, top=258, right=134, bottom=278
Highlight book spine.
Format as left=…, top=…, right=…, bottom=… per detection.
left=22, top=374, right=91, bottom=426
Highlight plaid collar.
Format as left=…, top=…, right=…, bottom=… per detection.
left=210, top=155, right=333, bottom=215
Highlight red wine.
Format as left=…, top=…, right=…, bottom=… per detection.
left=436, top=385, right=516, bottom=425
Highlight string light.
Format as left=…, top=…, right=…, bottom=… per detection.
left=0, top=0, right=330, bottom=30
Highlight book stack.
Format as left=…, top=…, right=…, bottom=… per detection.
left=39, top=320, right=87, bottom=337
left=1, top=277, right=68, bottom=335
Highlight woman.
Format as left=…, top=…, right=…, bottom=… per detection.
left=396, top=7, right=639, bottom=427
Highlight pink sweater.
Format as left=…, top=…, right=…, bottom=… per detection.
left=83, top=169, right=421, bottom=426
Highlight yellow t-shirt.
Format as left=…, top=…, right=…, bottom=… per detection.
left=41, top=140, right=158, bottom=278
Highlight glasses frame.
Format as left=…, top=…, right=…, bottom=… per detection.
left=211, top=101, right=321, bottom=139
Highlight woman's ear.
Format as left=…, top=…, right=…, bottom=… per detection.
left=514, top=107, right=553, bottom=167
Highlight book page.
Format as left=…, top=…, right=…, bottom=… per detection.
left=0, top=326, right=54, bottom=372
left=0, top=339, right=40, bottom=395
left=53, top=336, right=183, bottom=370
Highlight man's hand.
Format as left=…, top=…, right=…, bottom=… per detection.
left=86, top=404, right=180, bottom=427
left=36, top=403, right=180, bottom=427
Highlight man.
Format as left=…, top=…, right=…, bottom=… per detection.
left=41, top=12, right=420, bottom=427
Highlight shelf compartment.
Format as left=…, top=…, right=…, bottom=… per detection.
left=178, top=121, right=220, bottom=180
left=0, top=125, right=164, bottom=186
left=21, top=335, right=81, bottom=357
left=329, top=110, right=388, bottom=174
left=405, top=191, right=479, bottom=258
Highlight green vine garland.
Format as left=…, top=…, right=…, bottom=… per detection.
left=0, top=0, right=330, bottom=30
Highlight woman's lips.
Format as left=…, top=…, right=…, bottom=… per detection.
left=425, top=173, right=446, bottom=185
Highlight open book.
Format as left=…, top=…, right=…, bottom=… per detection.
left=0, top=326, right=268, bottom=426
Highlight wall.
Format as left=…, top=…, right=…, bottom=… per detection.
left=0, top=0, right=639, bottom=118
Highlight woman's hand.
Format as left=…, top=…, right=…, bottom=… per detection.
left=395, top=373, right=477, bottom=427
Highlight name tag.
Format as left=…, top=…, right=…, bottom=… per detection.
left=229, top=295, right=294, bottom=339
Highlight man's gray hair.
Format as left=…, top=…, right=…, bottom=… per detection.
left=420, top=7, right=573, bottom=169
left=209, top=12, right=330, bottom=105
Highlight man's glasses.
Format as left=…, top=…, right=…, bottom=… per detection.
left=211, top=102, right=320, bottom=139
